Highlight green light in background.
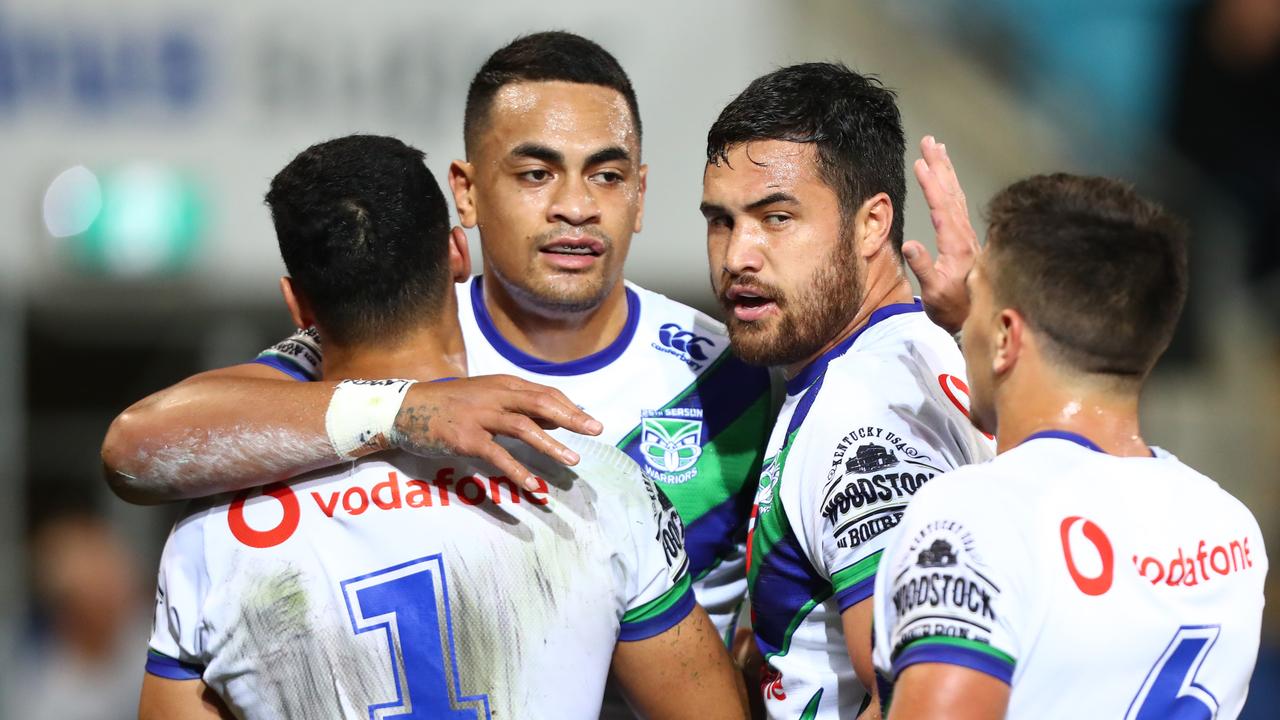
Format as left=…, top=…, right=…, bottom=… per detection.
left=44, top=163, right=205, bottom=277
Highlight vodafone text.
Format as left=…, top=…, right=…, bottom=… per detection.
left=1132, top=536, right=1255, bottom=587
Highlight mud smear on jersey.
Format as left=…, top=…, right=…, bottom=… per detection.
left=221, top=563, right=393, bottom=718
left=444, top=451, right=626, bottom=718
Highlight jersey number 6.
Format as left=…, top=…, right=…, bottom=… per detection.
left=1125, top=625, right=1220, bottom=720
left=342, top=555, right=492, bottom=720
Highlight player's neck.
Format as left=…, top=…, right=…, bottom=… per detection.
left=783, top=274, right=914, bottom=380
left=321, top=314, right=468, bottom=383
left=994, top=369, right=1148, bottom=457
left=481, top=274, right=630, bottom=363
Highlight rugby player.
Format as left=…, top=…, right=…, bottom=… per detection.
left=137, top=134, right=748, bottom=719
left=102, top=31, right=774, bottom=644
left=700, top=62, right=994, bottom=718
left=872, top=173, right=1267, bottom=719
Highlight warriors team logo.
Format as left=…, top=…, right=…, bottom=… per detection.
left=639, top=409, right=704, bottom=484
left=754, top=455, right=781, bottom=515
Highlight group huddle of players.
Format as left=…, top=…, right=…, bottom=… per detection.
left=100, top=31, right=1267, bottom=720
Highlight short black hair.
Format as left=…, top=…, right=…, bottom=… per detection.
left=984, top=173, right=1189, bottom=378
left=706, top=62, right=906, bottom=252
left=266, top=134, right=452, bottom=345
left=463, top=31, right=641, bottom=156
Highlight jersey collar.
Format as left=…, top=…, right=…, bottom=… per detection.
left=1022, top=429, right=1157, bottom=457
left=470, top=275, right=642, bottom=376
left=784, top=299, right=924, bottom=396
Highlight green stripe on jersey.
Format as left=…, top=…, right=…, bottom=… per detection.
left=622, top=574, right=692, bottom=625
left=830, top=550, right=883, bottom=593
left=900, top=635, right=1016, bottom=666
left=615, top=352, right=731, bottom=450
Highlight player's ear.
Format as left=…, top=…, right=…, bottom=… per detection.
left=992, top=308, right=1023, bottom=376
left=449, top=160, right=479, bottom=229
left=447, top=226, right=472, bottom=282
left=633, top=163, right=648, bottom=234
left=280, top=276, right=317, bottom=331
left=856, top=192, right=894, bottom=259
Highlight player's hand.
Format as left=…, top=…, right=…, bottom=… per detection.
left=390, top=375, right=602, bottom=491
left=903, top=135, right=980, bottom=334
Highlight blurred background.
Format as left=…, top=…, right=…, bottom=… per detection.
left=1, top=0, right=1277, bottom=716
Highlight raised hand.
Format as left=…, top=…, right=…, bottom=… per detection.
left=903, top=136, right=980, bottom=334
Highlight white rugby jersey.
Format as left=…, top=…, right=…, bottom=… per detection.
left=145, top=434, right=693, bottom=719
left=257, top=275, right=776, bottom=638
left=746, top=300, right=994, bottom=719
left=873, top=431, right=1267, bottom=719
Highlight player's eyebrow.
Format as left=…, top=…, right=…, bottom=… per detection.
left=585, top=146, right=631, bottom=166
left=699, top=201, right=727, bottom=220
left=745, top=192, right=798, bottom=212
left=510, top=143, right=564, bottom=165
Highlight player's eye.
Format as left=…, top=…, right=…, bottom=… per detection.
left=762, top=213, right=791, bottom=227
left=519, top=169, right=552, bottom=183
left=590, top=170, right=625, bottom=184
left=707, top=215, right=732, bottom=231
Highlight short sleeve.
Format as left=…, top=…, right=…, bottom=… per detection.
left=145, top=510, right=212, bottom=680
left=253, top=327, right=322, bottom=381
left=872, top=479, right=1022, bottom=687
left=618, top=476, right=696, bottom=641
left=795, top=406, right=949, bottom=612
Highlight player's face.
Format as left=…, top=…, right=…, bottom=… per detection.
left=961, top=255, right=998, bottom=434
left=459, top=81, right=646, bottom=314
left=702, top=140, right=862, bottom=367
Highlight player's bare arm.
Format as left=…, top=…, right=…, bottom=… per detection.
left=102, top=362, right=602, bottom=504
left=611, top=605, right=750, bottom=719
left=886, top=663, right=1009, bottom=720
left=903, top=136, right=979, bottom=334
left=842, top=599, right=882, bottom=720
left=138, top=675, right=236, bottom=720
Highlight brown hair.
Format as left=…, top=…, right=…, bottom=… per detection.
left=984, top=173, right=1188, bottom=378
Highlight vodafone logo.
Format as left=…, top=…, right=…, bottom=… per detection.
left=229, top=483, right=301, bottom=549
left=937, top=374, right=994, bottom=440
left=1060, top=516, right=1114, bottom=596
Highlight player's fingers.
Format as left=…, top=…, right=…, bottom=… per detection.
left=920, top=136, right=958, bottom=198
left=902, top=240, right=936, bottom=287
left=510, top=390, right=602, bottom=436
left=458, top=429, right=540, bottom=491
left=496, top=412, right=581, bottom=466
left=913, top=157, right=949, bottom=213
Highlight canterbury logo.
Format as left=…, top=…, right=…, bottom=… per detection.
left=658, top=323, right=712, bottom=361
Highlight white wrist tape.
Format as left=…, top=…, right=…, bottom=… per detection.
left=325, top=379, right=416, bottom=460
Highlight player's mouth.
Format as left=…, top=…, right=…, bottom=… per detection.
left=539, top=236, right=606, bottom=270
left=725, top=285, right=779, bottom=322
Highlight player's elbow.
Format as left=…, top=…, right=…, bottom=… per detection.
left=101, top=409, right=167, bottom=505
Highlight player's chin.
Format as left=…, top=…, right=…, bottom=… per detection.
left=726, top=322, right=785, bottom=366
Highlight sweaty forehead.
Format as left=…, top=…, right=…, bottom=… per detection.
left=480, top=81, right=638, bottom=158
left=703, top=140, right=824, bottom=200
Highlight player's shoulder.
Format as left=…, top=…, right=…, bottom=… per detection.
left=626, top=280, right=729, bottom=341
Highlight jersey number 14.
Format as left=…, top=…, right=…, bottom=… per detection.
left=342, top=555, right=492, bottom=720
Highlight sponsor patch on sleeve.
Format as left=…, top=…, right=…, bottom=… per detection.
left=823, top=432, right=937, bottom=551
left=887, top=520, right=1005, bottom=661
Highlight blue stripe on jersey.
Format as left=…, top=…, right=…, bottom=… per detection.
left=253, top=354, right=315, bottom=381
left=691, top=353, right=773, bottom=442
left=145, top=649, right=205, bottom=680
left=835, top=575, right=876, bottom=611
left=685, top=489, right=752, bottom=580
left=617, top=585, right=697, bottom=642
left=893, top=642, right=1015, bottom=685
left=753, top=524, right=832, bottom=657
left=752, top=375, right=832, bottom=658
left=470, top=276, right=642, bottom=376
left=784, top=299, right=923, bottom=395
